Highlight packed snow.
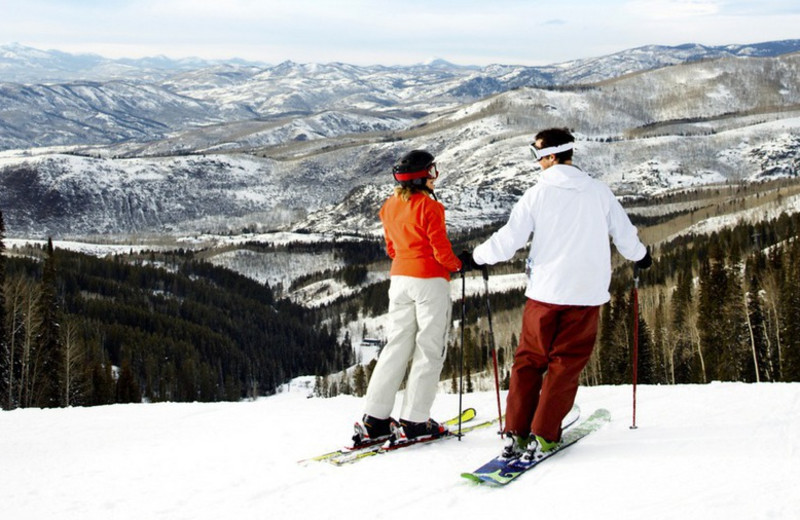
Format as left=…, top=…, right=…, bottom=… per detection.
left=1, top=382, right=797, bottom=520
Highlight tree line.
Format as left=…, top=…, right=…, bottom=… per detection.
left=346, top=209, right=800, bottom=395
left=0, top=211, right=354, bottom=409
left=591, top=211, right=800, bottom=386
left=5, top=204, right=800, bottom=410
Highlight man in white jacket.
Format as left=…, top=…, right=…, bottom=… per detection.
left=467, top=127, right=651, bottom=460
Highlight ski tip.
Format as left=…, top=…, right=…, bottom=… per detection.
left=460, top=472, right=484, bottom=484
left=593, top=408, right=612, bottom=420
left=445, top=407, right=477, bottom=426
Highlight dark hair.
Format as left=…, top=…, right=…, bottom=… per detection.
left=534, top=128, right=575, bottom=162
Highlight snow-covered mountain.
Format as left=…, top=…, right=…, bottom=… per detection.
left=3, top=40, right=800, bottom=152
left=1, top=42, right=799, bottom=239
left=3, top=40, right=798, bottom=84
left=0, top=42, right=266, bottom=83
left=3, top=50, right=799, bottom=239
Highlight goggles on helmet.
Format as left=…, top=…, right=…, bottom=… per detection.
left=529, top=142, right=574, bottom=160
left=392, top=163, right=438, bottom=182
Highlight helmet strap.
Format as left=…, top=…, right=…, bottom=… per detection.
left=421, top=184, right=438, bottom=201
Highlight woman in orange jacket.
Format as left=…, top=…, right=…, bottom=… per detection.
left=357, top=149, right=463, bottom=443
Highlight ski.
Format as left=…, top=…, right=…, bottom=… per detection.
left=298, top=407, right=477, bottom=465
left=461, top=408, right=609, bottom=486
left=327, top=412, right=500, bottom=466
left=328, top=404, right=578, bottom=466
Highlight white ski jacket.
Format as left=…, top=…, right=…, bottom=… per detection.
left=473, top=164, right=646, bottom=306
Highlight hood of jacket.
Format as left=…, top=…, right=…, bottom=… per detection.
left=539, top=164, right=592, bottom=191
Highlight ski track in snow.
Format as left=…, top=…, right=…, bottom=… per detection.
left=1, top=382, right=798, bottom=520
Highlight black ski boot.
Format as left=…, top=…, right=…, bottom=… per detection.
left=352, top=414, right=397, bottom=447
left=395, top=418, right=449, bottom=441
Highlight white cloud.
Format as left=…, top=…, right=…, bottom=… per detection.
left=625, top=0, right=721, bottom=18
left=1, top=0, right=799, bottom=66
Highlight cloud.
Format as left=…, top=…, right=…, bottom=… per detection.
left=2, top=0, right=799, bottom=66
left=542, top=19, right=568, bottom=26
left=625, top=0, right=720, bottom=18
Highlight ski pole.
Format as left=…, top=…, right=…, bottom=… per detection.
left=482, top=267, right=504, bottom=434
left=630, top=265, right=640, bottom=430
left=458, top=270, right=466, bottom=439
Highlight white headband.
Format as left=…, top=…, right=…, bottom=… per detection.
left=531, top=142, right=574, bottom=160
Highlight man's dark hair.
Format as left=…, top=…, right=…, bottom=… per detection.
left=534, top=128, right=575, bottom=162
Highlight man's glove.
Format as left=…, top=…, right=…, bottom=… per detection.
left=635, top=248, right=652, bottom=270
left=457, top=250, right=482, bottom=272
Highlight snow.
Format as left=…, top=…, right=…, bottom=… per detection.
left=4, top=231, right=367, bottom=259
left=4, top=238, right=169, bottom=256
left=1, top=382, right=798, bottom=520
left=666, top=192, right=800, bottom=243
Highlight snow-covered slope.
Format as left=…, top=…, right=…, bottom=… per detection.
left=0, top=382, right=797, bottom=520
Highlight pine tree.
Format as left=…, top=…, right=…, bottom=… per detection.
left=779, top=241, right=800, bottom=381
left=36, top=238, right=63, bottom=407
left=0, top=211, right=7, bottom=409
left=671, top=269, right=696, bottom=383
left=698, top=247, right=748, bottom=382
left=341, top=331, right=353, bottom=369
left=116, top=359, right=141, bottom=403
left=636, top=314, right=657, bottom=384
left=599, top=284, right=632, bottom=384
left=353, top=364, right=367, bottom=397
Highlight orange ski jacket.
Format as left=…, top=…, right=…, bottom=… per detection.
left=379, top=192, right=461, bottom=281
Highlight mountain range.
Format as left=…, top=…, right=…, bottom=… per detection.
left=1, top=41, right=799, bottom=239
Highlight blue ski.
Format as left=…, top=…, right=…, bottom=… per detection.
left=461, top=408, right=610, bottom=486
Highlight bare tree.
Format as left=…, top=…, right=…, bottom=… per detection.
left=19, top=283, right=42, bottom=407
left=760, top=265, right=784, bottom=379
left=742, top=277, right=761, bottom=383
left=61, top=319, right=87, bottom=406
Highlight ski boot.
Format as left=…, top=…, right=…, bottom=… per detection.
left=394, top=417, right=449, bottom=442
left=519, top=434, right=560, bottom=463
left=352, top=414, right=397, bottom=448
left=500, top=433, right=530, bottom=460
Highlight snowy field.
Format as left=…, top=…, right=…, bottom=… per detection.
left=1, top=382, right=798, bottom=520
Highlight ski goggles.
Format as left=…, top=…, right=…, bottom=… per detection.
left=392, top=163, right=439, bottom=181
left=529, top=142, right=574, bottom=160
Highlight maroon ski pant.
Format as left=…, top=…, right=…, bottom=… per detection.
left=505, top=299, right=600, bottom=442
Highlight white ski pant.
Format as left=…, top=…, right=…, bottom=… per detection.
left=364, top=276, right=451, bottom=423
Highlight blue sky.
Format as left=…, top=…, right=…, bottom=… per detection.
left=1, top=0, right=799, bottom=66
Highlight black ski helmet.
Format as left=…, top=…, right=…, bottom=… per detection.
left=392, top=150, right=438, bottom=187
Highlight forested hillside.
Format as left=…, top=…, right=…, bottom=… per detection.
left=4, top=176, right=800, bottom=409
left=0, top=214, right=353, bottom=409
left=595, top=209, right=800, bottom=386
left=437, top=185, right=800, bottom=392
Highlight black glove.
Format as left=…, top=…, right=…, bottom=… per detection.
left=457, top=250, right=481, bottom=272
left=635, top=248, right=652, bottom=270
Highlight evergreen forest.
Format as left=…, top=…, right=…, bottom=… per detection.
left=0, top=212, right=353, bottom=409
left=4, top=184, right=800, bottom=410
left=440, top=207, right=800, bottom=393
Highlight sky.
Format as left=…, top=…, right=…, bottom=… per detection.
left=1, top=0, right=799, bottom=66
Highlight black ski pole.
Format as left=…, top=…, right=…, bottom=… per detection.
left=458, top=269, right=466, bottom=439
left=482, top=266, right=504, bottom=434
